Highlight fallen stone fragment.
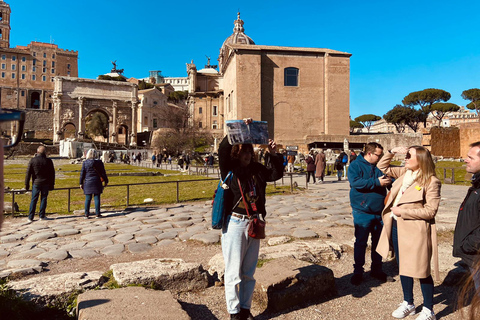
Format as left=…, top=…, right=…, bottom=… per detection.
left=253, top=257, right=336, bottom=313
left=77, top=287, right=189, bottom=320
left=110, top=258, right=209, bottom=292
left=268, top=236, right=291, bottom=246
left=9, top=271, right=104, bottom=306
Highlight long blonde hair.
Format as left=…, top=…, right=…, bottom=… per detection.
left=410, top=146, right=436, bottom=186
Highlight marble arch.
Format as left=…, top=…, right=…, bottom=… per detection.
left=52, top=76, right=139, bottom=145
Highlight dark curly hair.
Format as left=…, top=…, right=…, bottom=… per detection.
left=231, top=144, right=256, bottom=162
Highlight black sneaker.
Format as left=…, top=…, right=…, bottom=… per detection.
left=350, top=273, right=363, bottom=285
left=240, top=308, right=255, bottom=320
left=230, top=313, right=242, bottom=320
left=371, top=270, right=394, bottom=282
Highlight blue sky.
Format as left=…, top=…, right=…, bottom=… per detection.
left=8, top=0, right=480, bottom=119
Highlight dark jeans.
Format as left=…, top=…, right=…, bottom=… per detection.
left=307, top=171, right=316, bottom=183
left=85, top=194, right=101, bottom=216
left=28, top=184, right=49, bottom=220
left=352, top=211, right=383, bottom=274
left=392, top=219, right=434, bottom=310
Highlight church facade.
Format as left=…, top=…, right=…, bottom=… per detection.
left=187, top=13, right=351, bottom=149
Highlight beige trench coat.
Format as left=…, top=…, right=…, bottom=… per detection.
left=376, top=152, right=441, bottom=281
left=315, top=153, right=326, bottom=178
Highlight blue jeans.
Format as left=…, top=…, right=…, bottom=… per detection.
left=352, top=210, right=383, bottom=274
left=392, top=220, right=434, bottom=310
left=221, top=215, right=260, bottom=314
left=85, top=194, right=101, bottom=216
left=28, top=184, right=49, bottom=220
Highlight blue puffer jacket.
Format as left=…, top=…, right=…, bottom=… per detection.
left=80, top=159, right=108, bottom=195
left=347, top=153, right=387, bottom=214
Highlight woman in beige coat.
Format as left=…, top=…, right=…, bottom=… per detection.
left=376, top=146, right=441, bottom=320
left=315, top=150, right=326, bottom=183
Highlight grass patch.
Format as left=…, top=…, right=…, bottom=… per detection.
left=257, top=258, right=273, bottom=268
left=5, top=162, right=292, bottom=216
left=101, top=270, right=121, bottom=290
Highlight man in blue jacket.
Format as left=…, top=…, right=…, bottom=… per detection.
left=348, top=142, right=391, bottom=285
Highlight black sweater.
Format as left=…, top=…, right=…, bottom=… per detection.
left=218, top=136, right=283, bottom=217
left=25, top=153, right=55, bottom=190
left=453, top=173, right=480, bottom=267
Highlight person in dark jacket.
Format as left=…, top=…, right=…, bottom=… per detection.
left=80, top=149, right=108, bottom=219
left=219, top=118, right=283, bottom=320
left=25, top=146, right=55, bottom=222
left=305, top=152, right=316, bottom=183
left=454, top=141, right=480, bottom=290
left=347, top=142, right=391, bottom=285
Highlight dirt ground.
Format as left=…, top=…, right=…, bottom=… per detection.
left=25, top=223, right=467, bottom=320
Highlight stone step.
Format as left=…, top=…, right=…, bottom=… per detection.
left=77, top=287, right=189, bottom=320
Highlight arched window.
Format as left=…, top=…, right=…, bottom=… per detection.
left=284, top=67, right=299, bottom=86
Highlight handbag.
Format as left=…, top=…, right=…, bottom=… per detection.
left=92, top=162, right=105, bottom=183
left=211, top=171, right=233, bottom=229
left=237, top=178, right=266, bottom=239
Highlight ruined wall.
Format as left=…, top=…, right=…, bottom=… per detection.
left=24, top=109, right=54, bottom=139
left=430, top=127, right=460, bottom=158
left=459, top=123, right=480, bottom=158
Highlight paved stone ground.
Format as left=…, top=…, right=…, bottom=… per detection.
left=0, top=174, right=468, bottom=279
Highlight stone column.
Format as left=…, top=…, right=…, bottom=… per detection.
left=77, top=97, right=85, bottom=138
left=53, top=97, right=62, bottom=143
left=111, top=101, right=118, bottom=143
left=130, top=100, right=137, bottom=146
left=324, top=53, right=329, bottom=134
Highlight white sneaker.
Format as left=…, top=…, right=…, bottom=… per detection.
left=392, top=301, right=416, bottom=319
left=415, top=307, right=436, bottom=320
left=27, top=218, right=33, bottom=223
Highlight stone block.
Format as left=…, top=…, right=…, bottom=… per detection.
left=253, top=257, right=336, bottom=313
left=77, top=287, right=189, bottom=320
left=110, top=258, right=209, bottom=292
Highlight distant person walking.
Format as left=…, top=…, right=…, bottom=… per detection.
left=287, top=154, right=295, bottom=173
left=315, top=149, right=326, bottom=183
left=25, top=146, right=55, bottom=222
left=80, top=149, right=108, bottom=219
left=305, top=152, right=316, bottom=183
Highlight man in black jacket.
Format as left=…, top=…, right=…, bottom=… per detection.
left=453, top=141, right=480, bottom=289
left=25, top=146, right=55, bottom=222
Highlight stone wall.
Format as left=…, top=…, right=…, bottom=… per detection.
left=24, top=109, right=54, bottom=139
left=431, top=127, right=460, bottom=158
left=429, top=124, right=480, bottom=158
left=459, top=123, right=480, bottom=158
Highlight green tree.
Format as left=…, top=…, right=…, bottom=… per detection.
left=383, top=105, right=409, bottom=133
left=402, top=88, right=451, bottom=126
left=354, top=114, right=381, bottom=133
left=151, top=105, right=212, bottom=155
left=168, top=91, right=189, bottom=103
left=349, top=120, right=364, bottom=133
left=430, top=102, right=460, bottom=126
left=138, top=80, right=154, bottom=90
left=85, top=112, right=109, bottom=139
left=462, top=88, right=480, bottom=120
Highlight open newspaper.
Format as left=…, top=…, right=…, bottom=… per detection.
left=226, top=120, right=269, bottom=145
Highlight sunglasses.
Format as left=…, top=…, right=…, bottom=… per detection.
left=405, top=152, right=412, bottom=159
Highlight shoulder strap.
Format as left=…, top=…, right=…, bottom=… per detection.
left=237, top=178, right=250, bottom=217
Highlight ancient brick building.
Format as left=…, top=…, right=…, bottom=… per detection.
left=0, top=0, right=78, bottom=139
left=187, top=13, right=351, bottom=148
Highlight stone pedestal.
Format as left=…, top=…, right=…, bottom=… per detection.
left=253, top=257, right=336, bottom=313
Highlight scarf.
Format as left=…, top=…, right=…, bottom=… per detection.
left=391, top=169, right=418, bottom=220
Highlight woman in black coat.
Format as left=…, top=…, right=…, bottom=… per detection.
left=80, top=149, right=108, bottom=219
left=305, top=152, right=316, bottom=183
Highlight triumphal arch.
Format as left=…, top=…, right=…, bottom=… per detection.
left=52, top=76, right=139, bottom=145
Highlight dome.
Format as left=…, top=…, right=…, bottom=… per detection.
left=221, top=12, right=255, bottom=48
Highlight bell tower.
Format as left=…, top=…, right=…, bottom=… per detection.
left=0, top=0, right=11, bottom=48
